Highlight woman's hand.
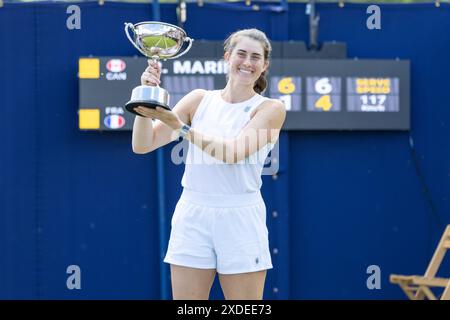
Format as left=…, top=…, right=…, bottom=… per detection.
left=134, top=106, right=183, bottom=131
left=140, top=59, right=161, bottom=86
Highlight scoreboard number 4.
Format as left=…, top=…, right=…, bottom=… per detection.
left=315, top=77, right=333, bottom=111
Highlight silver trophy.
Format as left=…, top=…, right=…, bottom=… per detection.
left=124, top=21, right=193, bottom=115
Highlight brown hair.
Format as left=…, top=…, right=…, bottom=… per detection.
left=224, top=28, right=272, bottom=94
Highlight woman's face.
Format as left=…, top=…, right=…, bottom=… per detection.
left=225, top=36, right=269, bottom=87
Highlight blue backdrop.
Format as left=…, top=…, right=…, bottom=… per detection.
left=1, top=1, right=450, bottom=299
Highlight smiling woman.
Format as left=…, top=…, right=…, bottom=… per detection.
left=131, top=28, right=286, bottom=300
left=223, top=29, right=271, bottom=98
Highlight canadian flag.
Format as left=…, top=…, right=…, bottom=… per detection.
left=106, top=59, right=126, bottom=73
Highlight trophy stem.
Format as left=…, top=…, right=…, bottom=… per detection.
left=150, top=56, right=160, bottom=87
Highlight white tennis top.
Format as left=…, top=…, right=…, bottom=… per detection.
left=181, top=90, right=274, bottom=195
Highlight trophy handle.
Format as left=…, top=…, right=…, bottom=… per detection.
left=124, top=22, right=149, bottom=57
left=170, top=37, right=194, bottom=60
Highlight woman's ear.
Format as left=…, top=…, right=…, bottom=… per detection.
left=224, top=51, right=230, bottom=62
left=263, top=60, right=269, bottom=72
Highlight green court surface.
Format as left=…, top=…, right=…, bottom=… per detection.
left=142, top=36, right=177, bottom=49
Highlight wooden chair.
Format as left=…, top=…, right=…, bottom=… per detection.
left=390, top=225, right=450, bottom=300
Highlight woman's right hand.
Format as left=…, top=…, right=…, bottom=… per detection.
left=140, top=59, right=161, bottom=86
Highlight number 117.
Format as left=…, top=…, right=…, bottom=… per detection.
left=360, top=95, right=386, bottom=105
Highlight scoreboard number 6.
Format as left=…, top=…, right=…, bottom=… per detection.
left=315, top=77, right=332, bottom=95
left=278, top=77, right=296, bottom=94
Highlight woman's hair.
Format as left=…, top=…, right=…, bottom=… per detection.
left=224, top=28, right=272, bottom=94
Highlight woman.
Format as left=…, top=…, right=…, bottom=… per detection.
left=132, top=28, right=286, bottom=300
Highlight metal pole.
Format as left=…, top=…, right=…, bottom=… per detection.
left=177, top=0, right=187, bottom=27
left=152, top=0, right=168, bottom=300
left=307, top=0, right=319, bottom=51
left=156, top=147, right=169, bottom=299
left=153, top=0, right=161, bottom=21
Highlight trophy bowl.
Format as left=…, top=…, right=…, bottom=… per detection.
left=124, top=21, right=193, bottom=115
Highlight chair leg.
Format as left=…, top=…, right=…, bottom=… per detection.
left=418, top=286, right=437, bottom=300
left=399, top=282, right=420, bottom=300
left=441, top=283, right=450, bottom=300
left=415, top=288, right=426, bottom=300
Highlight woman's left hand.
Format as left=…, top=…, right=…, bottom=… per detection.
left=134, top=106, right=183, bottom=130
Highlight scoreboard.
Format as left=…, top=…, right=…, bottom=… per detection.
left=78, top=57, right=409, bottom=131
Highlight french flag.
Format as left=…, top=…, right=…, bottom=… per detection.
left=104, top=115, right=125, bottom=129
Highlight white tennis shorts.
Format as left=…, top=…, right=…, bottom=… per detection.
left=164, top=189, right=273, bottom=274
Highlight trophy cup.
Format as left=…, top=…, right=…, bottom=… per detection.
left=124, top=21, right=193, bottom=115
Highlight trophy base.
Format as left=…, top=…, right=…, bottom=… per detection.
left=125, top=100, right=171, bottom=116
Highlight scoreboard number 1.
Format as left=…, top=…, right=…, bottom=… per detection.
left=279, top=95, right=292, bottom=110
